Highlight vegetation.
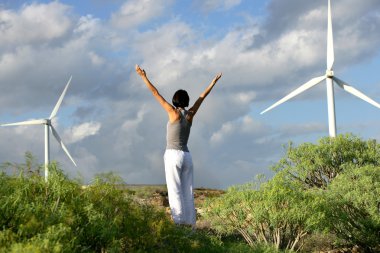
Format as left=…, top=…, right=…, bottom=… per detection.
left=204, top=134, right=380, bottom=252
left=0, top=158, right=269, bottom=253
left=203, top=174, right=323, bottom=251
left=272, top=134, right=380, bottom=188
left=1, top=134, right=379, bottom=252
left=324, top=165, right=380, bottom=248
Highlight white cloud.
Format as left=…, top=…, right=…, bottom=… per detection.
left=0, top=2, right=72, bottom=47
left=132, top=20, right=194, bottom=85
left=110, top=0, right=173, bottom=29
left=88, top=51, right=105, bottom=66
left=64, top=122, right=101, bottom=144
left=210, top=116, right=267, bottom=145
left=74, top=15, right=101, bottom=39
left=234, top=91, right=257, bottom=104
left=210, top=121, right=234, bottom=145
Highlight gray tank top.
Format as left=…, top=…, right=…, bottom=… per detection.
left=166, top=108, right=192, bottom=152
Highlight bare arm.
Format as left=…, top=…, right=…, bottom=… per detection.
left=188, top=73, right=222, bottom=121
left=135, top=65, right=175, bottom=117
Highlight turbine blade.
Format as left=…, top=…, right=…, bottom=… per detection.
left=49, top=76, right=72, bottom=119
left=50, top=125, right=77, bottom=166
left=261, top=75, right=326, bottom=115
left=327, top=0, right=334, bottom=70
left=1, top=119, right=46, bottom=127
left=333, top=77, right=380, bottom=109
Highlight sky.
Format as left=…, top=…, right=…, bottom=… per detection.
left=0, top=0, right=380, bottom=189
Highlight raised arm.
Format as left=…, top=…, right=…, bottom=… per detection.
left=188, top=73, right=222, bottom=121
left=135, top=65, right=175, bottom=115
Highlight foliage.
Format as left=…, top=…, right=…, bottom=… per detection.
left=0, top=159, right=255, bottom=253
left=204, top=134, right=380, bottom=252
left=203, top=174, right=323, bottom=251
left=322, top=165, right=380, bottom=249
left=273, top=134, right=380, bottom=188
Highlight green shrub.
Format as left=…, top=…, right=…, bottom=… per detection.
left=204, top=174, right=323, bottom=251
left=273, top=134, right=380, bottom=188
left=322, top=165, right=380, bottom=250
left=272, top=134, right=380, bottom=250
left=204, top=134, right=380, bottom=252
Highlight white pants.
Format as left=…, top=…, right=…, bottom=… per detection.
left=164, top=149, right=196, bottom=225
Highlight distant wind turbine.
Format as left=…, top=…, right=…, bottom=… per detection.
left=260, top=0, right=380, bottom=137
left=1, top=76, right=77, bottom=181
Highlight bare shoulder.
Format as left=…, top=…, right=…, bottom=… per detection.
left=168, top=108, right=181, bottom=123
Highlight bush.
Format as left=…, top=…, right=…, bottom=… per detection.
left=273, top=134, right=380, bottom=188
left=0, top=164, right=80, bottom=252
left=204, top=174, right=324, bottom=251
left=322, top=165, right=380, bottom=250
left=204, top=134, right=380, bottom=252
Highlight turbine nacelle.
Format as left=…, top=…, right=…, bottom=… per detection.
left=326, top=70, right=334, bottom=78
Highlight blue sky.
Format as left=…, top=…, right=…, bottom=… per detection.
left=0, top=0, right=380, bottom=188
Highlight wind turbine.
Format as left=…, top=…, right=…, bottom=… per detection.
left=1, top=76, right=77, bottom=181
left=260, top=0, right=380, bottom=137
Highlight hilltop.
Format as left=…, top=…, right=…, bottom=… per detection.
left=123, top=184, right=225, bottom=228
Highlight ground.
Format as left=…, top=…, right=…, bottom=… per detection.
left=124, top=184, right=224, bottom=228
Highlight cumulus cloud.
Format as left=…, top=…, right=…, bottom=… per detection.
left=64, top=122, right=102, bottom=144
left=132, top=20, right=195, bottom=85
left=110, top=0, right=173, bottom=29
left=210, top=116, right=268, bottom=146
left=0, top=2, right=72, bottom=48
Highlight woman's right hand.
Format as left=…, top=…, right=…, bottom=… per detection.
left=212, top=73, right=222, bottom=84
left=135, top=65, right=146, bottom=77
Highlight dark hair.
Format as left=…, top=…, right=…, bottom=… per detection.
left=172, top=89, right=189, bottom=108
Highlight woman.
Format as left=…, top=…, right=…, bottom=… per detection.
left=135, top=65, right=222, bottom=228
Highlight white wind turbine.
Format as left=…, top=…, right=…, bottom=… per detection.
left=260, top=0, right=380, bottom=137
left=1, top=76, right=77, bottom=181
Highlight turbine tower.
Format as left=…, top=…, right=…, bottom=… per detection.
left=260, top=0, right=380, bottom=137
left=1, top=76, right=77, bottom=181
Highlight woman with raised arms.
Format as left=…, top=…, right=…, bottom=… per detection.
left=135, top=65, right=222, bottom=228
